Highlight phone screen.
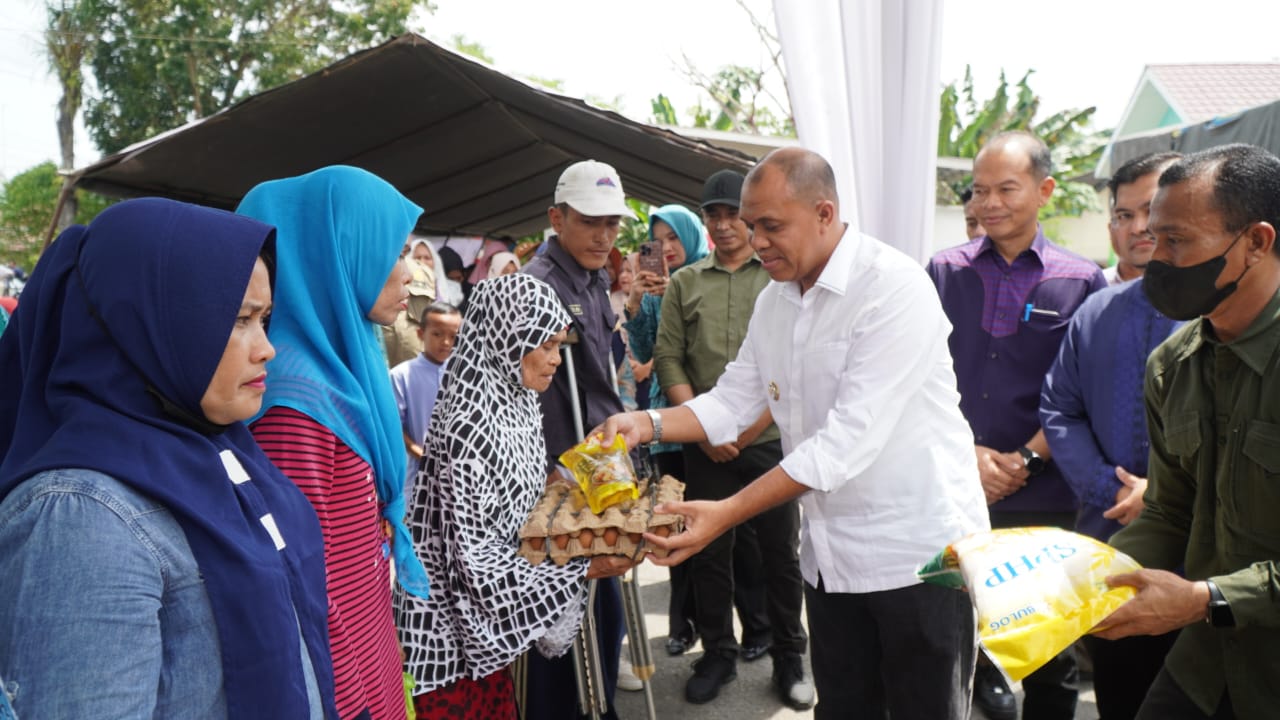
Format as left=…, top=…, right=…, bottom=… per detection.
left=637, top=241, right=667, bottom=277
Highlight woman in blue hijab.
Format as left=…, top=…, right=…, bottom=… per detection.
left=238, top=165, right=428, bottom=720
left=0, top=198, right=336, bottom=718
left=620, top=203, right=709, bottom=655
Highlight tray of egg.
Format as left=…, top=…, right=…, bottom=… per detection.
left=517, top=475, right=685, bottom=565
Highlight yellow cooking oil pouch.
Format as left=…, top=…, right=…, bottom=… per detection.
left=917, top=527, right=1141, bottom=680
left=558, top=433, right=640, bottom=514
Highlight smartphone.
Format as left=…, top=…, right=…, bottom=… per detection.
left=637, top=240, right=667, bottom=277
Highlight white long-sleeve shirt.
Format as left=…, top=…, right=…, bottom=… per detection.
left=686, top=230, right=989, bottom=593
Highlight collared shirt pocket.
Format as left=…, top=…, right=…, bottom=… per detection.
left=1238, top=421, right=1280, bottom=546
left=1163, top=411, right=1202, bottom=470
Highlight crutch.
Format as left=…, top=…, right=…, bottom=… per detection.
left=561, top=331, right=609, bottom=719
left=606, top=337, right=658, bottom=720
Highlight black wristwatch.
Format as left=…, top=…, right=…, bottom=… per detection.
left=1017, top=446, right=1046, bottom=475
left=1205, top=579, right=1235, bottom=627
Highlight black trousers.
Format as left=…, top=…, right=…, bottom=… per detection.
left=1135, top=667, right=1234, bottom=720
left=654, top=451, right=697, bottom=643
left=805, top=578, right=976, bottom=719
left=989, top=510, right=1079, bottom=720
left=1084, top=631, right=1177, bottom=720
left=683, top=440, right=806, bottom=659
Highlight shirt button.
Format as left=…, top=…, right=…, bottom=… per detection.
left=989, top=352, right=998, bottom=359
left=982, top=393, right=989, bottom=399
left=976, top=434, right=985, bottom=442
left=997, top=313, right=1006, bottom=320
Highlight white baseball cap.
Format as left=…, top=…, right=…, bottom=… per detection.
left=554, top=160, right=636, bottom=218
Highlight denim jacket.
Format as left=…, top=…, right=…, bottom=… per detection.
left=0, top=468, right=323, bottom=718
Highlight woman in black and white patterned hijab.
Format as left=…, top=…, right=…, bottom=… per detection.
left=395, top=272, right=632, bottom=719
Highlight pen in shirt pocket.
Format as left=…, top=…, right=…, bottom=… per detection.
left=1023, top=304, right=1061, bottom=321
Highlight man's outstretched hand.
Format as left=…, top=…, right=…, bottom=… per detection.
left=642, top=499, right=734, bottom=567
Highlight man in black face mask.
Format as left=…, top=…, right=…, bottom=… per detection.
left=1092, top=143, right=1280, bottom=719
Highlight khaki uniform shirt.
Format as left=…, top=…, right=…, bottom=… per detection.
left=654, top=253, right=779, bottom=446
left=1111, top=288, right=1280, bottom=718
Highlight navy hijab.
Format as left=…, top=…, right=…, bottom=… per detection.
left=0, top=198, right=337, bottom=719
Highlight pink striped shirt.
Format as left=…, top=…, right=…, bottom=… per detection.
left=253, top=407, right=405, bottom=720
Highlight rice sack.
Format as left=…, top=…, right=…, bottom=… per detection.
left=917, top=527, right=1141, bottom=680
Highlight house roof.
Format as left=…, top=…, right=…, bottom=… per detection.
left=71, top=33, right=754, bottom=238
left=1148, top=63, right=1280, bottom=123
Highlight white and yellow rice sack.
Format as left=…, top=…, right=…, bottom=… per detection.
left=917, top=527, right=1141, bottom=680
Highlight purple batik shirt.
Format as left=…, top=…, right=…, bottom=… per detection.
left=927, top=228, right=1107, bottom=513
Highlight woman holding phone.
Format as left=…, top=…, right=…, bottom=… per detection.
left=621, top=203, right=708, bottom=654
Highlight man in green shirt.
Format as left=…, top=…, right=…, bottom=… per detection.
left=653, top=170, right=811, bottom=709
left=1097, top=143, right=1280, bottom=719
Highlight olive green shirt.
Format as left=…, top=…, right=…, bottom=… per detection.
left=1111, top=287, right=1280, bottom=718
left=654, top=253, right=779, bottom=446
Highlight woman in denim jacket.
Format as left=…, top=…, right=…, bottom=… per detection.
left=0, top=199, right=336, bottom=718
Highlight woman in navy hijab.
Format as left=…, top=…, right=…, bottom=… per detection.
left=0, top=198, right=336, bottom=718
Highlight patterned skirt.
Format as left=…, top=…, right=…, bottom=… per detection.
left=412, top=670, right=516, bottom=720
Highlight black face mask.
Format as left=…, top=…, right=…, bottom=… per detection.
left=1143, top=227, right=1252, bottom=321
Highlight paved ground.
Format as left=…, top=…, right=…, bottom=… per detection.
left=612, top=561, right=1100, bottom=719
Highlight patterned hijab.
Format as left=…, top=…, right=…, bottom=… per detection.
left=0, top=198, right=336, bottom=719
left=398, top=274, right=589, bottom=691
left=236, top=165, right=430, bottom=598
left=649, top=204, right=709, bottom=269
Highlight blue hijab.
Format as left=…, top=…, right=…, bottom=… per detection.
left=237, top=165, right=431, bottom=598
left=649, top=204, right=709, bottom=268
left=0, top=198, right=337, bottom=719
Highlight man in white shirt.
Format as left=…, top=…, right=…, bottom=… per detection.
left=599, top=147, right=989, bottom=718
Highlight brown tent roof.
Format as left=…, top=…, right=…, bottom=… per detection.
left=72, top=33, right=754, bottom=237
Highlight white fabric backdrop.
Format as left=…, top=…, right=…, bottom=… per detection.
left=774, top=0, right=944, bottom=263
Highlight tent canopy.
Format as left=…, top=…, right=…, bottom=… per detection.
left=72, top=33, right=754, bottom=238
left=1099, top=98, right=1280, bottom=179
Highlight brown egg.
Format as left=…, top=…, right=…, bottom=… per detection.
left=603, top=528, right=619, bottom=546
left=628, top=533, right=642, bottom=544
left=528, top=537, right=544, bottom=551
left=553, top=534, right=570, bottom=550
left=578, top=529, right=594, bottom=547
left=654, top=525, right=670, bottom=538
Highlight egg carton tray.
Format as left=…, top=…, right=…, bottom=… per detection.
left=517, top=475, right=685, bottom=565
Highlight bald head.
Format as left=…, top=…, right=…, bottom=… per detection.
left=747, top=147, right=841, bottom=211
left=976, top=131, right=1052, bottom=180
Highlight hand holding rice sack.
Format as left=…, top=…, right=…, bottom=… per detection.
left=918, top=526, right=1142, bottom=681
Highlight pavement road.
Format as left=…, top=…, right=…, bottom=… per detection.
left=611, top=560, right=1100, bottom=719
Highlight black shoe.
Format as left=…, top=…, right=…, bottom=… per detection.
left=771, top=654, right=815, bottom=710
left=973, top=662, right=1017, bottom=720
left=741, top=641, right=770, bottom=662
left=685, top=653, right=737, bottom=704
left=666, top=635, right=694, bottom=656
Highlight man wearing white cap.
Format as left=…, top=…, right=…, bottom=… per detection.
left=521, top=159, right=635, bottom=720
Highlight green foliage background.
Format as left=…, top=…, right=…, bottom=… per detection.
left=0, top=162, right=113, bottom=270
left=938, top=67, right=1111, bottom=221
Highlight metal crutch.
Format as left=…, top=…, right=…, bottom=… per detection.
left=607, top=341, right=658, bottom=720
left=561, top=333, right=609, bottom=719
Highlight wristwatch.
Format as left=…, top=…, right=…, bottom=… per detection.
left=1205, top=579, right=1235, bottom=627
left=646, top=409, right=663, bottom=445
left=1017, top=446, right=1046, bottom=475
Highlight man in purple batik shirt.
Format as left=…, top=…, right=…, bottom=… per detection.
left=928, top=131, right=1106, bottom=720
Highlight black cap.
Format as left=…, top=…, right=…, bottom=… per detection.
left=701, top=169, right=745, bottom=209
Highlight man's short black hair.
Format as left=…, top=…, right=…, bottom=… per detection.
left=421, top=300, right=460, bottom=325
left=960, top=187, right=974, bottom=205
left=1107, top=151, right=1181, bottom=205
left=1159, top=144, right=1280, bottom=236
left=982, top=131, right=1053, bottom=180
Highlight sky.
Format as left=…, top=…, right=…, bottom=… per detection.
left=2, top=0, right=1280, bottom=181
